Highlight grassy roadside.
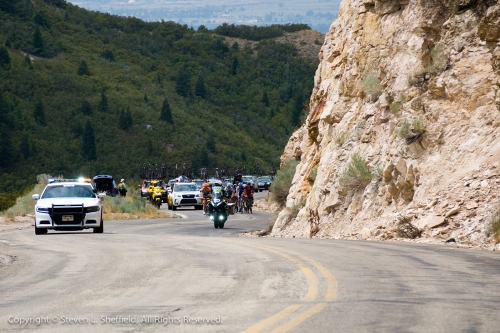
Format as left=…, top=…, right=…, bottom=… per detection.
left=0, top=175, right=176, bottom=222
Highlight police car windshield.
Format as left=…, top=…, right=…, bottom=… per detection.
left=42, top=185, right=96, bottom=199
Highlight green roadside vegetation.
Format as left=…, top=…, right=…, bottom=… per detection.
left=0, top=0, right=318, bottom=210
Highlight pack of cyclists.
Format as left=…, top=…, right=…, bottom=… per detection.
left=199, top=180, right=255, bottom=214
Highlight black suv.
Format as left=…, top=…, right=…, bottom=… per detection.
left=93, top=175, right=118, bottom=196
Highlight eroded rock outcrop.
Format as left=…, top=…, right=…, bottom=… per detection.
left=272, top=0, right=500, bottom=249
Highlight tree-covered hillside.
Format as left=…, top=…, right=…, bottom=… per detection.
left=0, top=0, right=318, bottom=202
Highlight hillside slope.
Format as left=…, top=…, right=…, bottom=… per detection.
left=273, top=0, right=500, bottom=249
left=0, top=0, right=322, bottom=198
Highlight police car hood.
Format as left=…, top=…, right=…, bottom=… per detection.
left=37, top=198, right=101, bottom=208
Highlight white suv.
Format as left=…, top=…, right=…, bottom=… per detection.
left=32, top=180, right=106, bottom=235
left=167, top=182, right=203, bottom=211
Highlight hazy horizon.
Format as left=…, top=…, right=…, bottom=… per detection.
left=66, top=0, right=341, bottom=33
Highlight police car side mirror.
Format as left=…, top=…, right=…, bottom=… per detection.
left=32, top=194, right=40, bottom=200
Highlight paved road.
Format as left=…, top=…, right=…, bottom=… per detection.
left=1, top=198, right=500, bottom=332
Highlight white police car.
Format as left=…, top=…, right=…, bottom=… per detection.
left=32, top=178, right=106, bottom=235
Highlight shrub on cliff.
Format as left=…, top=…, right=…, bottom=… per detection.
left=489, top=203, right=500, bottom=243
left=339, top=153, right=373, bottom=191
left=270, top=160, right=299, bottom=207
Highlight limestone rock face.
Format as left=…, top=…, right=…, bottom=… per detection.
left=272, top=0, right=500, bottom=248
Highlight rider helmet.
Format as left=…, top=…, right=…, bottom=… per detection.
left=238, top=182, right=243, bottom=186
left=203, top=183, right=208, bottom=187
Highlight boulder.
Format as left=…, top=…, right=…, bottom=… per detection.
left=416, top=215, right=446, bottom=229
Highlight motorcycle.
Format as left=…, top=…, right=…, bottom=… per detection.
left=148, top=180, right=164, bottom=209
left=207, top=188, right=235, bottom=228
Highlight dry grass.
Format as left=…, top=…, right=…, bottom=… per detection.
left=1, top=174, right=175, bottom=221
left=335, top=131, right=349, bottom=146
left=489, top=203, right=500, bottom=243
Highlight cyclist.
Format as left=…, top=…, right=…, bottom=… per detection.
left=200, top=183, right=212, bottom=215
left=243, top=181, right=255, bottom=209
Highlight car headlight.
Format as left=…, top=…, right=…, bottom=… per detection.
left=175, top=194, right=182, bottom=198
left=36, top=207, right=49, bottom=213
left=85, top=206, right=100, bottom=213
left=196, top=194, right=201, bottom=198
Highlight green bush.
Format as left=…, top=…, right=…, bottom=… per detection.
left=335, top=131, right=349, bottom=146
left=339, top=153, right=374, bottom=191
left=489, top=203, right=500, bottom=243
left=270, top=159, right=299, bottom=207
left=398, top=117, right=426, bottom=143
left=308, top=166, right=318, bottom=183
left=361, top=72, right=382, bottom=99
left=2, top=174, right=49, bottom=219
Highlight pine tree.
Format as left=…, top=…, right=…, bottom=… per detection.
left=125, top=107, right=133, bottom=129
left=82, top=120, right=96, bottom=161
left=77, top=60, right=90, bottom=76
left=33, top=101, right=46, bottom=126
left=232, top=42, right=239, bottom=51
left=80, top=100, right=92, bottom=115
left=232, top=57, right=239, bottom=75
left=98, top=92, right=108, bottom=112
left=262, top=90, right=270, bottom=107
left=194, top=75, right=206, bottom=99
left=0, top=124, right=13, bottom=168
left=159, top=98, right=173, bottom=124
left=0, top=92, right=10, bottom=126
left=291, top=96, right=304, bottom=127
left=21, top=131, right=30, bottom=159
left=175, top=66, right=191, bottom=97
left=24, top=55, right=33, bottom=70
left=144, top=93, right=148, bottom=102
left=0, top=46, right=10, bottom=69
left=33, top=26, right=43, bottom=55
left=118, top=108, right=127, bottom=130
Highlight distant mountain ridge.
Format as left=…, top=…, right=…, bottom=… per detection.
left=0, top=0, right=319, bottom=200
left=66, top=0, right=340, bottom=33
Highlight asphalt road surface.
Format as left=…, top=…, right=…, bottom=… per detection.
left=1, top=196, right=500, bottom=332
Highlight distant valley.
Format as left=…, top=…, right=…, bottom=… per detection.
left=67, top=0, right=340, bottom=33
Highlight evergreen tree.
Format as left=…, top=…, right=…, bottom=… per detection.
left=175, top=66, right=191, bottom=98
left=33, top=26, right=43, bottom=55
left=262, top=90, right=270, bottom=107
left=20, top=131, right=30, bottom=159
left=80, top=100, right=92, bottom=115
left=207, top=137, right=216, bottom=153
left=82, top=120, right=96, bottom=161
left=232, top=57, right=239, bottom=75
left=34, top=10, right=50, bottom=28
left=23, top=0, right=33, bottom=17
left=101, top=49, right=115, bottom=62
left=125, top=107, right=133, bottom=129
left=159, top=98, right=173, bottom=124
left=70, top=122, right=83, bottom=138
left=98, top=92, right=108, bottom=112
left=0, top=124, right=13, bottom=168
left=0, top=0, right=21, bottom=14
left=24, top=55, right=33, bottom=70
left=33, top=101, right=46, bottom=126
left=144, top=93, right=148, bottom=102
left=118, top=108, right=127, bottom=130
left=0, top=46, right=10, bottom=69
left=291, top=96, right=304, bottom=127
left=0, top=92, right=10, bottom=125
left=232, top=42, right=239, bottom=51
left=194, top=75, right=206, bottom=99
left=77, top=60, right=90, bottom=76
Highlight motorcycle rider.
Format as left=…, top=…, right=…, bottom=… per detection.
left=200, top=183, right=212, bottom=215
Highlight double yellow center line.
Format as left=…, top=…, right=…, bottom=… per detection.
left=228, top=242, right=338, bottom=333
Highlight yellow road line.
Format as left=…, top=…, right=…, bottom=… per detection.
left=241, top=304, right=302, bottom=333
left=270, top=302, right=329, bottom=333
left=242, top=243, right=318, bottom=302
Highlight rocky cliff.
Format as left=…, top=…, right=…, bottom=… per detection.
left=272, top=0, right=500, bottom=249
